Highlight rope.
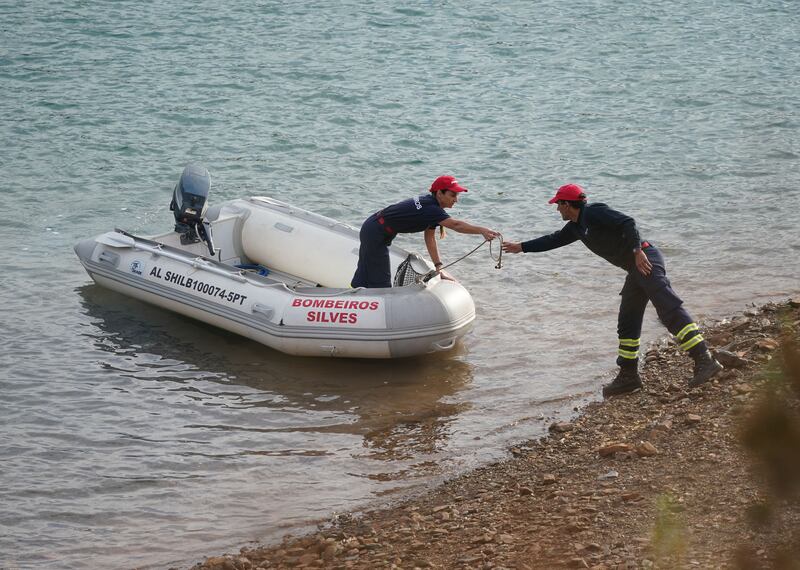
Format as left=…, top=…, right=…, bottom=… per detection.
left=423, top=234, right=503, bottom=282
left=490, top=235, right=503, bottom=269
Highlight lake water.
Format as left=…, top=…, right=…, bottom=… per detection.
left=1, top=1, right=798, bottom=568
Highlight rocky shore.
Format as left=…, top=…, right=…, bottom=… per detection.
left=190, top=300, right=800, bottom=570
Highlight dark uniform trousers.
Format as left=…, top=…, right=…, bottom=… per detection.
left=351, top=213, right=394, bottom=288
left=616, top=244, right=706, bottom=368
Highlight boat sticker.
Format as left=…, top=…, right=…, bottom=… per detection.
left=147, top=265, right=248, bottom=306
left=130, top=260, right=145, bottom=276
left=284, top=297, right=386, bottom=328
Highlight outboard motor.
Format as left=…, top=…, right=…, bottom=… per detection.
left=170, top=164, right=216, bottom=256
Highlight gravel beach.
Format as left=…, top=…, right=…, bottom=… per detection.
left=189, top=299, right=800, bottom=570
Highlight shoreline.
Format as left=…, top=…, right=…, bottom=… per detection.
left=189, top=299, right=800, bottom=570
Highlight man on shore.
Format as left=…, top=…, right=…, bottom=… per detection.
left=501, top=183, right=723, bottom=397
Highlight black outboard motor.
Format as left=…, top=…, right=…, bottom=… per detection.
left=170, top=164, right=216, bottom=256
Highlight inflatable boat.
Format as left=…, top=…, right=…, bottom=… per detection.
left=74, top=165, right=476, bottom=358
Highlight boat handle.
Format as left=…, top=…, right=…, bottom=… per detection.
left=252, top=304, right=274, bottom=319
left=433, top=337, right=456, bottom=350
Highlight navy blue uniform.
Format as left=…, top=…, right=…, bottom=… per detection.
left=521, top=203, right=707, bottom=366
left=351, top=194, right=449, bottom=288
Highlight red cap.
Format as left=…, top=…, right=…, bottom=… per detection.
left=548, top=183, right=587, bottom=204
left=430, top=175, right=468, bottom=193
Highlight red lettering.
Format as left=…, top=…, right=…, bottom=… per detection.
left=298, top=299, right=381, bottom=312
left=303, top=310, right=360, bottom=325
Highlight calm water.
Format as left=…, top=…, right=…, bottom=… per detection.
left=1, top=1, right=798, bottom=568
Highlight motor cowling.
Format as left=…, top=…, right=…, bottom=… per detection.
left=171, top=164, right=210, bottom=226
left=170, top=164, right=216, bottom=256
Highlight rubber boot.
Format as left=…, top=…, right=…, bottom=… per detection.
left=689, top=350, right=723, bottom=388
left=602, top=366, right=643, bottom=398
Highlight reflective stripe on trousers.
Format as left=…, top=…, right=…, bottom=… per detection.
left=616, top=244, right=706, bottom=366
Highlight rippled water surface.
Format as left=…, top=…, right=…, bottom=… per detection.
left=1, top=1, right=798, bottom=568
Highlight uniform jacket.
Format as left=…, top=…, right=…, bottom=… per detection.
left=521, top=203, right=643, bottom=271
left=376, top=193, right=449, bottom=234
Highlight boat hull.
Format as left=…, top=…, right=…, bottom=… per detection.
left=74, top=197, right=476, bottom=358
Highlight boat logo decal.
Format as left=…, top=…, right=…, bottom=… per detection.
left=130, top=260, right=144, bottom=276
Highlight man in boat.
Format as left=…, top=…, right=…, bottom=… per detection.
left=501, top=183, right=723, bottom=397
left=351, top=175, right=500, bottom=288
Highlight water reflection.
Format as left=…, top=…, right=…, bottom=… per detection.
left=76, top=285, right=473, bottom=475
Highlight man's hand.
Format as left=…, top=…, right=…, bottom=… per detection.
left=502, top=241, right=523, bottom=254
left=634, top=249, right=652, bottom=276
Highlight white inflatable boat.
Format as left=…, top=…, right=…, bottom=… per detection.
left=74, top=166, right=476, bottom=358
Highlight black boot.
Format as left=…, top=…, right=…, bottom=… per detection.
left=602, top=366, right=643, bottom=398
left=689, top=350, right=723, bottom=388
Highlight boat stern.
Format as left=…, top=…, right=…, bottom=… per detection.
left=74, top=237, right=99, bottom=266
